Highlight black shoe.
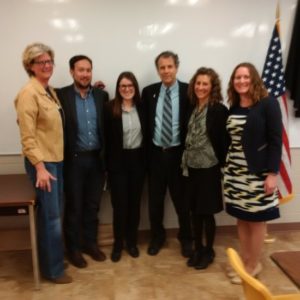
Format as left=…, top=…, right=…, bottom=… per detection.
left=50, top=273, right=73, bottom=284
left=111, top=249, right=122, bottom=262
left=64, top=261, right=69, bottom=269
left=147, top=240, right=165, bottom=256
left=181, top=241, right=193, bottom=258
left=127, top=246, right=139, bottom=258
left=194, top=248, right=215, bottom=270
left=186, top=251, right=202, bottom=267
left=82, top=245, right=106, bottom=261
left=68, top=251, right=87, bottom=268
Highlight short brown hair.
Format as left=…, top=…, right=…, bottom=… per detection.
left=155, top=51, right=179, bottom=69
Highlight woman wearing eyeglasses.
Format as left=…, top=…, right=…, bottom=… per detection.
left=104, top=71, right=146, bottom=262
left=15, top=43, right=72, bottom=284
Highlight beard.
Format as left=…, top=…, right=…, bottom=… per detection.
left=74, top=78, right=91, bottom=90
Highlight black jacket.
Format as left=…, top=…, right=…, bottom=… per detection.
left=186, top=102, right=229, bottom=167
left=56, top=84, right=108, bottom=169
left=231, top=96, right=282, bottom=174
left=104, top=99, right=147, bottom=172
left=141, top=81, right=189, bottom=148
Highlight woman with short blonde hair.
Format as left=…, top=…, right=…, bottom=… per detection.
left=15, top=42, right=72, bottom=284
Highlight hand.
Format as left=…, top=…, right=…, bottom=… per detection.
left=93, top=80, right=106, bottom=90
left=35, top=162, right=57, bottom=192
left=264, top=173, right=278, bottom=195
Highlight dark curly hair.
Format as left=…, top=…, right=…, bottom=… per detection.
left=188, top=67, right=223, bottom=106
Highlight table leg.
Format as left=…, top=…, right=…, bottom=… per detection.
left=29, top=205, right=40, bottom=290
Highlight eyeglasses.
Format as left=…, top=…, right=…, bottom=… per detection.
left=119, top=84, right=134, bottom=90
left=33, top=60, right=54, bottom=66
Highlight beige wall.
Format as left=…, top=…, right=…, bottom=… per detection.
left=0, top=149, right=299, bottom=229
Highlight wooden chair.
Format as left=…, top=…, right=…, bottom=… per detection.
left=226, top=248, right=300, bottom=300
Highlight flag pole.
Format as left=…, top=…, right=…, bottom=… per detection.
left=275, top=1, right=294, bottom=204
left=265, top=2, right=280, bottom=245
left=276, top=2, right=280, bottom=30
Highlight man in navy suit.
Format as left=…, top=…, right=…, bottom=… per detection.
left=56, top=55, right=108, bottom=268
left=142, top=51, right=192, bottom=257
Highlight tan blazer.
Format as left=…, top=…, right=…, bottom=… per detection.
left=15, top=77, right=63, bottom=165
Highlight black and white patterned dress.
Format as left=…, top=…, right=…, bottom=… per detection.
left=224, top=107, right=280, bottom=221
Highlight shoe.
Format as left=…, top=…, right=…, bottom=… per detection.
left=64, top=261, right=69, bottom=269
left=250, top=262, right=262, bottom=277
left=68, top=251, right=87, bottom=268
left=187, top=251, right=202, bottom=267
left=111, top=249, right=122, bottom=262
left=194, top=248, right=215, bottom=270
left=83, top=245, right=106, bottom=261
left=230, top=275, right=242, bottom=285
left=226, top=265, right=237, bottom=278
left=147, top=240, right=165, bottom=256
left=264, top=234, right=276, bottom=243
left=127, top=246, right=139, bottom=258
left=180, top=241, right=193, bottom=258
left=50, top=273, right=73, bottom=284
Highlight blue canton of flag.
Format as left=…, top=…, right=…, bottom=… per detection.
left=262, top=26, right=285, bottom=97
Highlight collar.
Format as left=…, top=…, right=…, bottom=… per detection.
left=29, top=77, right=49, bottom=96
left=161, top=80, right=178, bottom=93
left=73, top=84, right=93, bottom=98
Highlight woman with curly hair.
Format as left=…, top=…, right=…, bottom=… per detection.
left=182, top=67, right=228, bottom=269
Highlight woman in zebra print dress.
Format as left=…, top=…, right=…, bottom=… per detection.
left=224, top=62, right=282, bottom=284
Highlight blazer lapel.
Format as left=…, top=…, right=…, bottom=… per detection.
left=150, top=83, right=161, bottom=134
left=68, top=86, right=79, bottom=134
left=178, top=81, right=186, bottom=127
left=93, top=88, right=105, bottom=146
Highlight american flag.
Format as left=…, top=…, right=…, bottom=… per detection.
left=262, top=24, right=294, bottom=203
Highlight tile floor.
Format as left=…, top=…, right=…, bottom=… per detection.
left=0, top=230, right=299, bottom=300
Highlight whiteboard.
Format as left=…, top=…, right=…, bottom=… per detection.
left=0, top=0, right=299, bottom=154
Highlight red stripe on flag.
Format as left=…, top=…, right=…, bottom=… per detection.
left=279, top=161, right=293, bottom=193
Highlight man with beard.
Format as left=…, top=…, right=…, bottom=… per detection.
left=57, top=55, right=108, bottom=268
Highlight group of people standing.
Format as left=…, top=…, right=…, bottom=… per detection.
left=15, top=42, right=282, bottom=285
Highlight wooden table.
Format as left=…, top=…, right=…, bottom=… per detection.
left=0, top=174, right=40, bottom=290
left=271, top=251, right=300, bottom=289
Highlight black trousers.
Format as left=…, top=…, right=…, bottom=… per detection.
left=148, top=145, right=192, bottom=243
left=108, top=148, right=145, bottom=249
left=63, top=152, right=104, bottom=252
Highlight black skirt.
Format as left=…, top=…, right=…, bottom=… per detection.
left=184, top=164, right=223, bottom=215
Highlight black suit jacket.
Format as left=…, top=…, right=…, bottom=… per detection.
left=56, top=84, right=108, bottom=169
left=141, top=81, right=189, bottom=149
left=231, top=96, right=282, bottom=174
left=186, top=102, right=229, bottom=167
left=104, top=100, right=147, bottom=172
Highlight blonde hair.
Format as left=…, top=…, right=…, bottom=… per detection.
left=22, top=42, right=54, bottom=77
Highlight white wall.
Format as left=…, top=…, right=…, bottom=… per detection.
left=0, top=0, right=299, bottom=154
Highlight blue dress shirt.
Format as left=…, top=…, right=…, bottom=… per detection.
left=153, top=80, right=180, bottom=147
left=75, top=87, right=100, bottom=151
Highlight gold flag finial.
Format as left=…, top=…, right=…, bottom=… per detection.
left=276, top=2, right=280, bottom=33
